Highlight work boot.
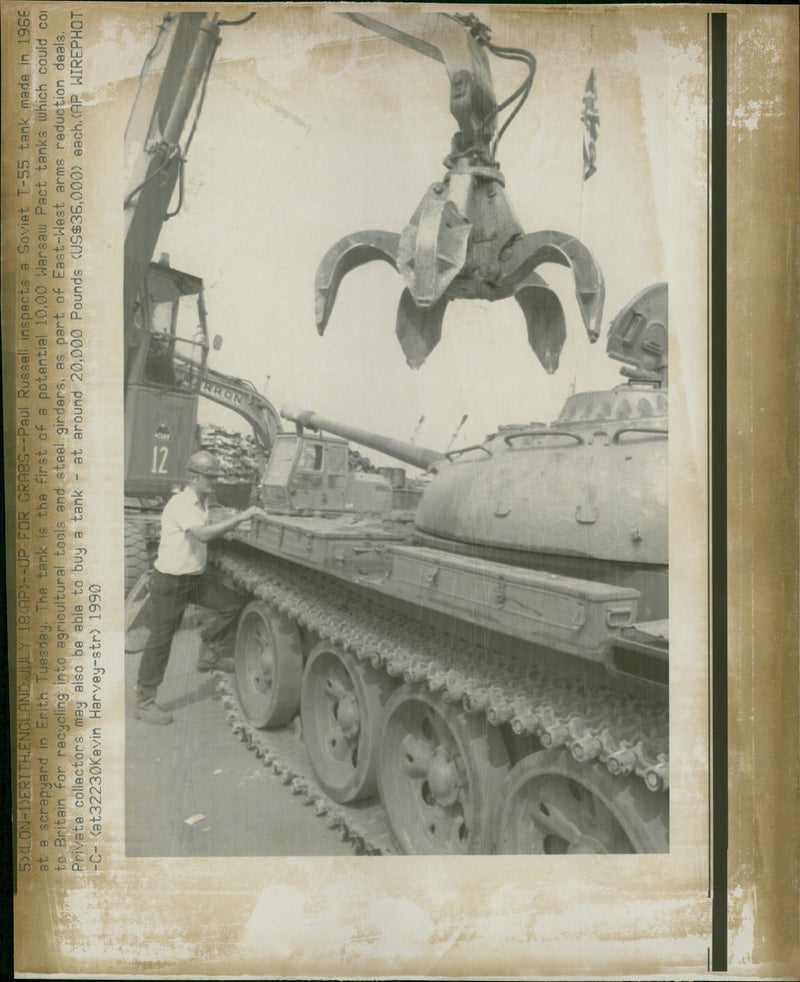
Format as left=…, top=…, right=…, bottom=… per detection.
left=197, top=641, right=235, bottom=674
left=135, top=686, right=173, bottom=726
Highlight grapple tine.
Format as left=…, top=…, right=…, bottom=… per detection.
left=513, top=272, right=567, bottom=374
left=315, top=231, right=400, bottom=334
left=501, top=230, right=605, bottom=341
left=397, top=186, right=471, bottom=307
left=395, top=289, right=449, bottom=369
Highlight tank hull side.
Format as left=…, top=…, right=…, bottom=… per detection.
left=411, top=529, right=668, bottom=621
left=231, top=513, right=649, bottom=669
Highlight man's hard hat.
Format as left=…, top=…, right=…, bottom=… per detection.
left=187, top=450, right=223, bottom=477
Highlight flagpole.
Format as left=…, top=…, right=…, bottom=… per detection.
left=576, top=22, right=597, bottom=389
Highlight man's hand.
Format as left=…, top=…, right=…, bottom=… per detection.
left=189, top=505, right=270, bottom=543
left=242, top=505, right=270, bottom=523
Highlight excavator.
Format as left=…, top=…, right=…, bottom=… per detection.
left=123, top=12, right=281, bottom=590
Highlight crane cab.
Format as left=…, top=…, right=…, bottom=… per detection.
left=124, top=259, right=210, bottom=495
left=261, top=433, right=392, bottom=515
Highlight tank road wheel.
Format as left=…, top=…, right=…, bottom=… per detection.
left=234, top=601, right=303, bottom=728
left=378, top=685, right=510, bottom=855
left=495, top=747, right=669, bottom=855
left=300, top=643, right=395, bottom=803
left=124, top=520, right=149, bottom=597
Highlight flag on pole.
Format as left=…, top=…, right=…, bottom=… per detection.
left=581, top=68, right=599, bottom=180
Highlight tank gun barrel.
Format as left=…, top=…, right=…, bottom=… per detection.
left=282, top=409, right=444, bottom=472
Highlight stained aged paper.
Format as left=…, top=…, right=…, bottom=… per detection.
left=3, top=3, right=797, bottom=977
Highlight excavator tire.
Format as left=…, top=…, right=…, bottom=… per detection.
left=124, top=520, right=150, bottom=597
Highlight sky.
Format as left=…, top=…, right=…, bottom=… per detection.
left=101, top=6, right=694, bottom=470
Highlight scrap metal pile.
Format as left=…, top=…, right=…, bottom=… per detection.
left=199, top=423, right=379, bottom=479
left=199, top=424, right=263, bottom=485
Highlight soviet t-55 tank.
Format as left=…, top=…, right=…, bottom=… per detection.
left=212, top=283, right=669, bottom=855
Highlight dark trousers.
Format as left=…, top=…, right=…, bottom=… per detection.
left=137, top=567, right=244, bottom=692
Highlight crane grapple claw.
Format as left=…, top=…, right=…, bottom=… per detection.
left=314, top=162, right=604, bottom=369
left=511, top=271, right=566, bottom=374
left=315, top=231, right=400, bottom=335
left=500, top=230, right=605, bottom=343
left=315, top=214, right=604, bottom=369
left=315, top=10, right=607, bottom=370
left=396, top=185, right=471, bottom=306
left=395, top=289, right=449, bottom=368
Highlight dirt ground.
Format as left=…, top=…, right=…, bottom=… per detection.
left=125, top=607, right=352, bottom=857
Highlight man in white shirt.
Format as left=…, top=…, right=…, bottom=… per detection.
left=135, top=450, right=268, bottom=725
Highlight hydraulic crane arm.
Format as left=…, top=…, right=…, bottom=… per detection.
left=341, top=11, right=497, bottom=153
left=168, top=345, right=282, bottom=450
left=178, top=357, right=283, bottom=451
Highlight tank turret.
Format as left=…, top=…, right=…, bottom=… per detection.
left=278, top=285, right=668, bottom=617
left=415, top=390, right=667, bottom=558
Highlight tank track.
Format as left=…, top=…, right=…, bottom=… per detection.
left=211, top=542, right=669, bottom=796
left=215, top=675, right=396, bottom=855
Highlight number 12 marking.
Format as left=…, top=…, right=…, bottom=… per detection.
left=151, top=445, right=169, bottom=474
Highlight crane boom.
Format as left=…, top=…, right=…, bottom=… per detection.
left=123, top=13, right=222, bottom=378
